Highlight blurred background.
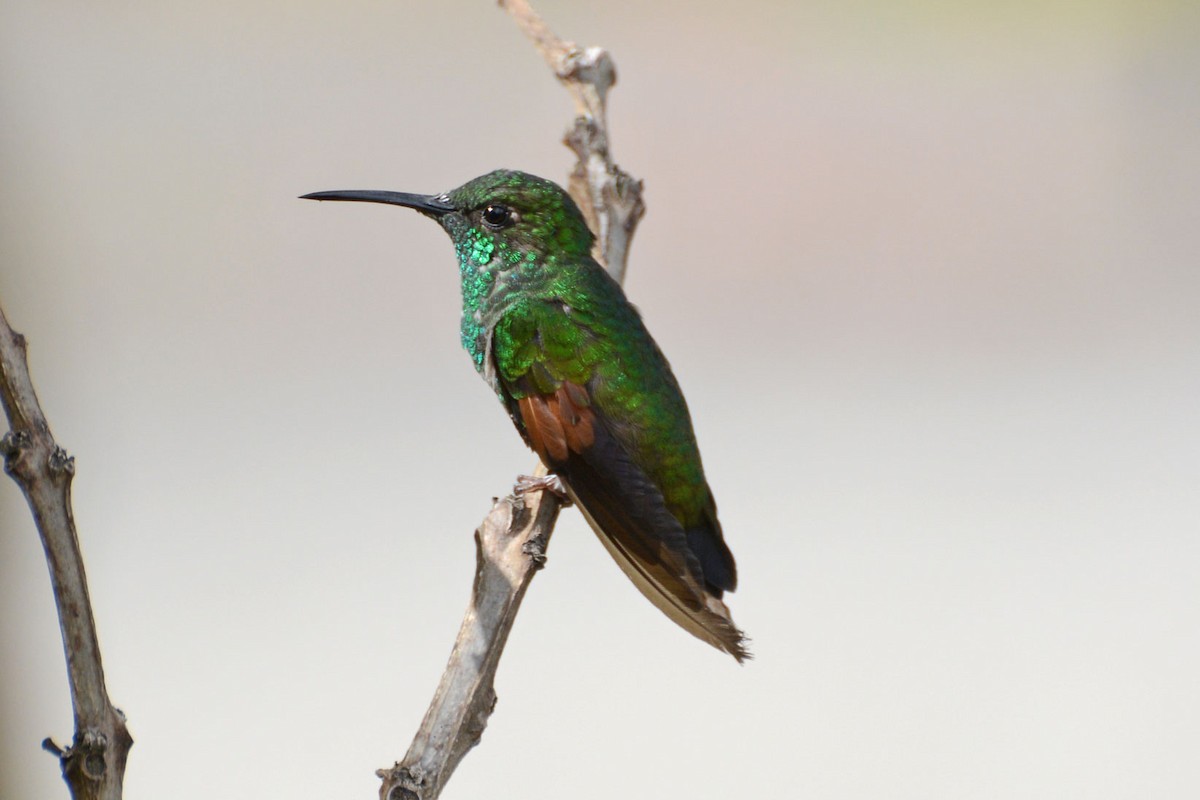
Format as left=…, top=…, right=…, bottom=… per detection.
left=2, top=1, right=1197, bottom=798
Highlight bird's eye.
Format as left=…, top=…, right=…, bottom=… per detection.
left=481, top=204, right=512, bottom=228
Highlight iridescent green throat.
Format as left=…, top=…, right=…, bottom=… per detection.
left=454, top=226, right=544, bottom=373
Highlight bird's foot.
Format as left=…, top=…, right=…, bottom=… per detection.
left=514, top=473, right=572, bottom=505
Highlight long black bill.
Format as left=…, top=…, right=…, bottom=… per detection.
left=300, top=190, right=454, bottom=217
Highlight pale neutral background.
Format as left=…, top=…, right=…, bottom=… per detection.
left=2, top=1, right=1197, bottom=798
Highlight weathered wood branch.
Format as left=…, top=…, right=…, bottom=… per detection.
left=376, top=471, right=561, bottom=800
left=499, top=0, right=646, bottom=282
left=0, top=304, right=132, bottom=800
left=375, top=4, right=645, bottom=800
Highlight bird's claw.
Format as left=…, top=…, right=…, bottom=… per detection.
left=514, top=473, right=572, bottom=505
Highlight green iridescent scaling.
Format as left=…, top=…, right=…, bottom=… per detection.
left=303, top=170, right=747, bottom=661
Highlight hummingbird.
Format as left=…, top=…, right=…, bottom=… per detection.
left=303, top=170, right=748, bottom=661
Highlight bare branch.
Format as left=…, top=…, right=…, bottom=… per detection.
left=0, top=303, right=132, bottom=800
left=377, top=476, right=561, bottom=800
left=499, top=0, right=645, bottom=280
left=377, top=4, right=648, bottom=800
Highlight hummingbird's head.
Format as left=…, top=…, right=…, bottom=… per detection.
left=302, top=169, right=595, bottom=269
left=439, top=170, right=594, bottom=261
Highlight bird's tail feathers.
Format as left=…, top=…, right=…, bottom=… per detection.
left=574, top=497, right=751, bottom=662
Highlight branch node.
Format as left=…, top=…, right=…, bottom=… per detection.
left=83, top=750, right=108, bottom=780
left=49, top=444, right=76, bottom=477
left=558, top=46, right=616, bottom=99
left=463, top=687, right=496, bottom=746
left=564, top=116, right=608, bottom=159
left=522, top=531, right=549, bottom=568
left=503, top=493, right=531, bottom=534
left=58, top=728, right=111, bottom=780
left=1, top=429, right=30, bottom=462
left=553, top=43, right=583, bottom=79
left=379, top=764, right=425, bottom=800
left=606, top=172, right=646, bottom=233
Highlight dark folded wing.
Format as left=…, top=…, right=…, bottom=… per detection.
left=512, top=378, right=748, bottom=662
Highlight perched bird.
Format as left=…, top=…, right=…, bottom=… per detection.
left=303, top=170, right=748, bottom=661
